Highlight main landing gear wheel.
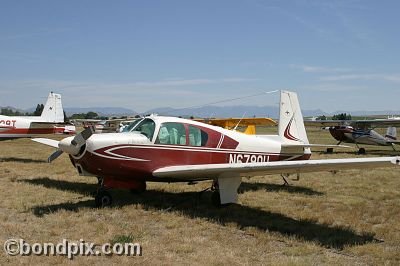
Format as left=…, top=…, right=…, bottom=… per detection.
left=95, top=190, right=112, bottom=208
left=358, top=148, right=366, bottom=155
left=210, top=180, right=221, bottom=207
left=211, top=191, right=221, bottom=207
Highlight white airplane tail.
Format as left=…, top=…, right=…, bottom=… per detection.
left=278, top=90, right=309, bottom=144
left=385, top=126, right=397, bottom=141
left=40, top=92, right=64, bottom=123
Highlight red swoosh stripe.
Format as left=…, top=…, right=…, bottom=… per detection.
left=284, top=116, right=300, bottom=141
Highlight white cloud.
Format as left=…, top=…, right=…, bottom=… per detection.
left=290, top=64, right=353, bottom=73
left=320, top=73, right=400, bottom=83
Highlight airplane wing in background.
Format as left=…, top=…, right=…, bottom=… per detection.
left=197, top=117, right=277, bottom=127
left=196, top=117, right=277, bottom=135
left=153, top=157, right=399, bottom=180
left=305, top=119, right=400, bottom=128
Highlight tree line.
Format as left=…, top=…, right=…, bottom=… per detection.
left=314, top=113, right=352, bottom=120
left=1, top=104, right=45, bottom=116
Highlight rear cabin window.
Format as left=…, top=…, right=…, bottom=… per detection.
left=155, top=122, right=187, bottom=145
left=188, top=125, right=208, bottom=146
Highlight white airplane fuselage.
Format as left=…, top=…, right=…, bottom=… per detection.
left=0, top=92, right=64, bottom=140
left=0, top=115, right=56, bottom=139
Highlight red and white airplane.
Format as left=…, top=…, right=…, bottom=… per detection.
left=33, top=91, right=400, bottom=207
left=0, top=92, right=66, bottom=140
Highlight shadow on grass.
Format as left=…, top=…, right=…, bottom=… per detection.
left=239, top=181, right=324, bottom=196
left=0, top=157, right=47, bottom=163
left=21, top=177, right=95, bottom=195
left=24, top=177, right=375, bottom=249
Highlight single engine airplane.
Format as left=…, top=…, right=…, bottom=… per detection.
left=33, top=91, right=400, bottom=207
left=305, top=119, right=400, bottom=154
left=0, top=92, right=65, bottom=140
left=194, top=117, right=277, bottom=135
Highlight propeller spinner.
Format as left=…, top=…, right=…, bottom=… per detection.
left=48, top=126, right=95, bottom=162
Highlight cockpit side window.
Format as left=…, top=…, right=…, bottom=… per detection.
left=155, top=122, right=186, bottom=145
left=132, top=118, right=156, bottom=141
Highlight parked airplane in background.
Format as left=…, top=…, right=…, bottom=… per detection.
left=305, top=119, right=400, bottom=154
left=194, top=117, right=277, bottom=135
left=72, top=118, right=134, bottom=133
left=0, top=92, right=65, bottom=140
left=54, top=124, right=77, bottom=135
left=33, top=91, right=399, bottom=207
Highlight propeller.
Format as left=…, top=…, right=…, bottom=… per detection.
left=48, top=126, right=95, bottom=163
left=47, top=149, right=64, bottom=163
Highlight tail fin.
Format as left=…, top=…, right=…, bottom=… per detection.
left=278, top=90, right=309, bottom=144
left=385, top=126, right=397, bottom=141
left=40, top=92, right=64, bottom=123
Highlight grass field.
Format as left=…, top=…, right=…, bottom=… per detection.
left=0, top=127, right=399, bottom=265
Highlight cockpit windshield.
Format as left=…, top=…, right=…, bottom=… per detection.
left=122, top=118, right=143, bottom=133
left=129, top=118, right=156, bottom=141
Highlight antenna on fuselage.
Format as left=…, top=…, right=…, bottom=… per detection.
left=233, top=112, right=246, bottom=130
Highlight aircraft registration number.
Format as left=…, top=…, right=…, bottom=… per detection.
left=229, top=153, right=270, bottom=164
left=0, top=120, right=16, bottom=128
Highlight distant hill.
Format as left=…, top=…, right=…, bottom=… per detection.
left=3, top=104, right=400, bottom=118
left=63, top=107, right=137, bottom=117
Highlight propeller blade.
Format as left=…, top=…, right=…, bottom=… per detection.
left=71, top=126, right=95, bottom=147
left=48, top=150, right=64, bottom=163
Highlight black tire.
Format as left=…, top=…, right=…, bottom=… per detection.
left=358, top=148, right=366, bottom=155
left=211, top=191, right=221, bottom=207
left=95, top=191, right=112, bottom=208
left=130, top=182, right=147, bottom=194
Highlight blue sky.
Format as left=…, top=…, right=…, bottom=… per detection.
left=0, top=0, right=399, bottom=113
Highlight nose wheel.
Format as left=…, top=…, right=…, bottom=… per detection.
left=94, top=177, right=113, bottom=208
left=95, top=190, right=112, bottom=208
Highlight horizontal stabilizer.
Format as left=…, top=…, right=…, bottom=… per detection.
left=32, top=138, right=60, bottom=148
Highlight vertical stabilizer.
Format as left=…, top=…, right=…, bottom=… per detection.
left=40, top=92, right=64, bottom=123
left=278, top=90, right=309, bottom=144
left=385, top=126, right=397, bottom=141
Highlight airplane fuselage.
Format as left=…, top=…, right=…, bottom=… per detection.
left=66, top=117, right=310, bottom=185
left=0, top=115, right=55, bottom=139
left=329, top=126, right=393, bottom=146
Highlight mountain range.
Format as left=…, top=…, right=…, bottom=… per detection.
left=2, top=105, right=399, bottom=118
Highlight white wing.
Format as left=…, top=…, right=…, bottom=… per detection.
left=153, top=157, right=400, bottom=180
